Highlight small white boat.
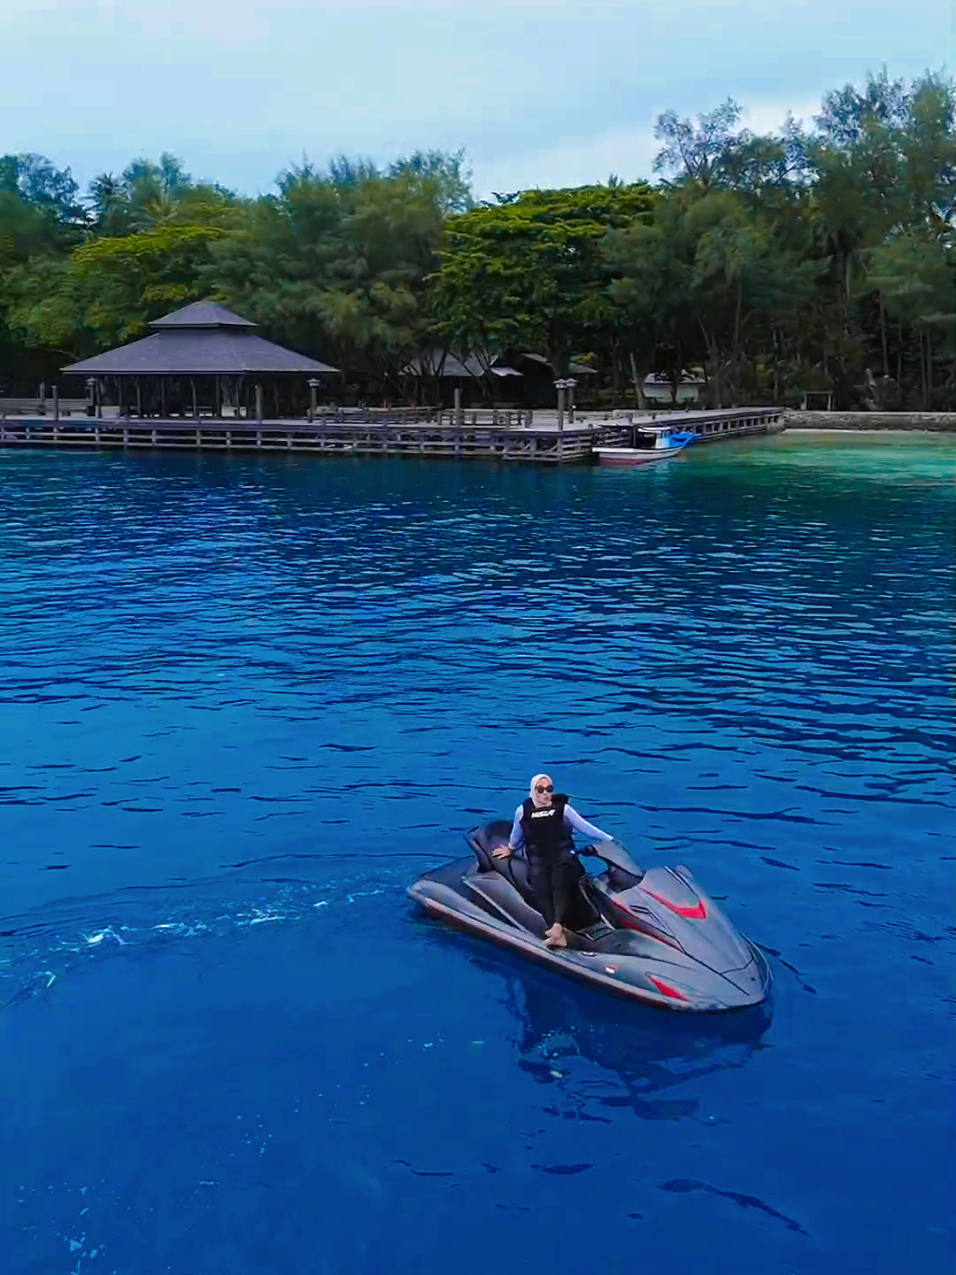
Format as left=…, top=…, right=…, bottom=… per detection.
left=594, top=424, right=697, bottom=466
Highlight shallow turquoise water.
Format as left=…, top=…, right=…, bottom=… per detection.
left=1, top=433, right=953, bottom=1274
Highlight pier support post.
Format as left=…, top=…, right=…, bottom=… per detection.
left=554, top=376, right=579, bottom=440
left=454, top=386, right=463, bottom=428
left=53, top=385, right=59, bottom=422
left=255, top=384, right=263, bottom=424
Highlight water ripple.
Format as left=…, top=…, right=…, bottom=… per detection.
left=0, top=437, right=953, bottom=1275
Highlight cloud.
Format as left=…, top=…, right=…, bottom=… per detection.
left=472, top=127, right=658, bottom=198
left=1, top=0, right=949, bottom=197
left=470, top=98, right=824, bottom=198
left=743, top=98, right=824, bottom=135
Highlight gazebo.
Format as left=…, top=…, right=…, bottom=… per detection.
left=63, top=301, right=338, bottom=420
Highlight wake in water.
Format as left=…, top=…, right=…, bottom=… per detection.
left=0, top=855, right=405, bottom=1010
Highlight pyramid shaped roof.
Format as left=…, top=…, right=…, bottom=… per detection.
left=149, top=301, right=258, bottom=329
left=63, top=302, right=337, bottom=376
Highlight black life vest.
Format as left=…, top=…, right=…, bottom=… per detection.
left=520, top=794, right=571, bottom=860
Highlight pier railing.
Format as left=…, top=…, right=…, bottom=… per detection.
left=0, top=416, right=635, bottom=463
left=0, top=406, right=783, bottom=462
left=0, top=397, right=93, bottom=418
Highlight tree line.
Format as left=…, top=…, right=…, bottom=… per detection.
left=1, top=69, right=953, bottom=410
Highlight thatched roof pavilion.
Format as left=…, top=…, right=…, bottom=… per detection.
left=63, top=302, right=338, bottom=419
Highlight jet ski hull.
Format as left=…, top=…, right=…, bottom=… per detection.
left=408, top=851, right=771, bottom=1013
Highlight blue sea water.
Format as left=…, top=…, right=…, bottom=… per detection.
left=0, top=433, right=953, bottom=1275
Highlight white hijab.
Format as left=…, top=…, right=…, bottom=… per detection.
left=529, top=773, right=553, bottom=809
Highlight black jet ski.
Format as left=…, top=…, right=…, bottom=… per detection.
left=408, top=821, right=772, bottom=1012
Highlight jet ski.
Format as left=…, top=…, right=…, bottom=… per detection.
left=408, top=821, right=771, bottom=1012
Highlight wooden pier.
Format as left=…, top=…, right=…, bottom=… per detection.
left=643, top=406, right=784, bottom=443
left=0, top=406, right=784, bottom=464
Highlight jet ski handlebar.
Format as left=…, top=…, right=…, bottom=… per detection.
left=579, top=838, right=644, bottom=886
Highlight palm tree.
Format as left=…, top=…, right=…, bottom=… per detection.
left=87, top=172, right=129, bottom=236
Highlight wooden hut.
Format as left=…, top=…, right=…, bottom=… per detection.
left=62, top=301, right=338, bottom=419
left=501, top=352, right=598, bottom=406
left=403, top=347, right=599, bottom=408
left=401, top=348, right=522, bottom=407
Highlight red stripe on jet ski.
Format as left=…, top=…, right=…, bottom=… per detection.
left=640, top=887, right=707, bottom=920
left=647, top=974, right=690, bottom=1002
left=609, top=901, right=682, bottom=948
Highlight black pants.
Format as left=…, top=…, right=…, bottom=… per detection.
left=528, top=853, right=578, bottom=929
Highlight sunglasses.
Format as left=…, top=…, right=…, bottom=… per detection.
left=535, top=784, right=553, bottom=794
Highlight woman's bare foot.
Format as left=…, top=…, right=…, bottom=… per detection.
left=545, top=925, right=568, bottom=948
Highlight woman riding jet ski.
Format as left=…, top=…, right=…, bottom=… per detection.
left=408, top=774, right=771, bottom=1013
left=498, top=774, right=614, bottom=950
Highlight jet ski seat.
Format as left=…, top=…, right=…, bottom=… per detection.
left=499, top=853, right=601, bottom=932
left=467, top=821, right=602, bottom=931
left=471, top=820, right=512, bottom=874
left=498, top=852, right=535, bottom=904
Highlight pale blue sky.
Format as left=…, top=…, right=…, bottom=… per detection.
left=3, top=0, right=952, bottom=198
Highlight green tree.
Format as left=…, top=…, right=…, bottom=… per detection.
left=653, top=99, right=749, bottom=191
left=86, top=152, right=235, bottom=236
left=5, top=223, right=227, bottom=354
left=808, top=70, right=956, bottom=404
left=5, top=205, right=237, bottom=357
left=431, top=184, right=654, bottom=378
left=608, top=183, right=811, bottom=406
left=2, top=74, right=953, bottom=407
left=201, top=157, right=463, bottom=392
left=867, top=233, right=955, bottom=406
left=605, top=212, right=696, bottom=407
left=0, top=153, right=85, bottom=232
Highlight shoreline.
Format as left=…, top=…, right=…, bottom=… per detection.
left=783, top=427, right=951, bottom=436
left=782, top=410, right=956, bottom=432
